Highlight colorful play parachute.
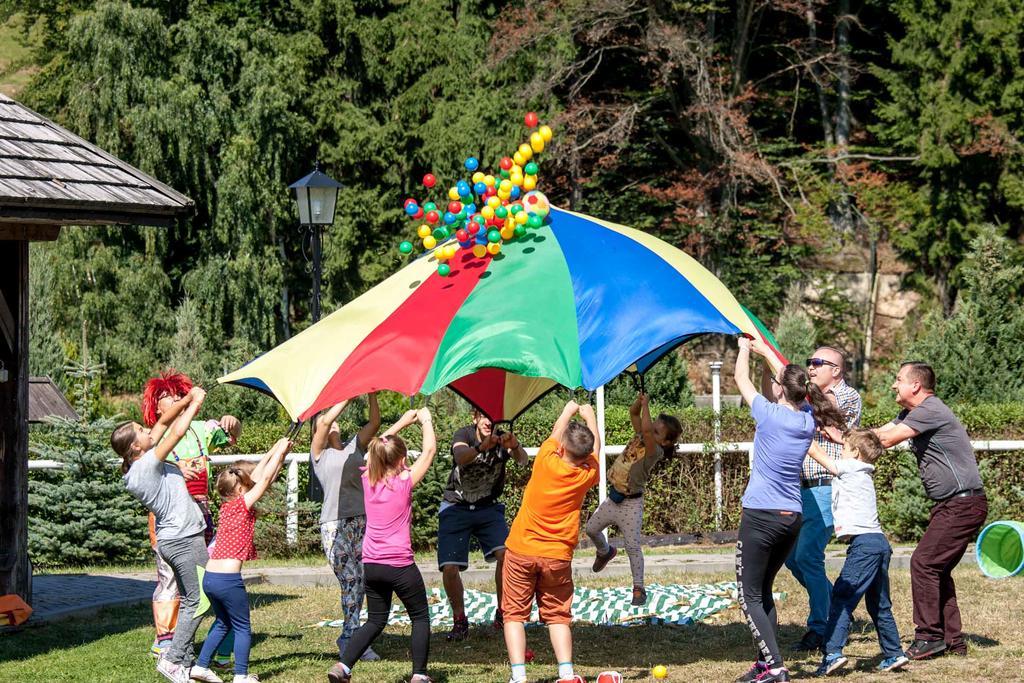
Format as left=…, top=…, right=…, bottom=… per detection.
left=220, top=204, right=782, bottom=422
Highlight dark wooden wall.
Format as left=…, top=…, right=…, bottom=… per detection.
left=0, top=239, right=30, bottom=603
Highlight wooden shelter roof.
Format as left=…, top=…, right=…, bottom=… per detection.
left=0, top=93, right=193, bottom=227
left=27, top=377, right=79, bottom=423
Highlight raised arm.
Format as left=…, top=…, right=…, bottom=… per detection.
left=550, top=400, right=579, bottom=442
left=356, top=393, right=381, bottom=451
left=629, top=393, right=643, bottom=433
left=453, top=429, right=499, bottom=466
left=638, top=393, right=658, bottom=456
left=578, top=404, right=601, bottom=456
left=219, top=414, right=242, bottom=444
left=806, top=441, right=839, bottom=476
left=243, top=438, right=294, bottom=508
left=312, top=399, right=350, bottom=460
left=384, top=409, right=419, bottom=438
left=409, top=408, right=437, bottom=486
left=733, top=338, right=760, bottom=407
left=153, top=388, right=206, bottom=461
left=501, top=432, right=529, bottom=467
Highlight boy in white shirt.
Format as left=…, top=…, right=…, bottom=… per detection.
left=807, top=429, right=909, bottom=676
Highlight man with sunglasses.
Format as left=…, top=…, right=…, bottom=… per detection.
left=875, top=362, right=986, bottom=661
left=786, top=347, right=861, bottom=653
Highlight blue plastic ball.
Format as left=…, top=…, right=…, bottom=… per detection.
left=443, top=211, right=457, bottom=225
left=457, top=180, right=471, bottom=196
left=474, top=182, right=487, bottom=195
left=405, top=203, right=419, bottom=216
left=466, top=203, right=477, bottom=215
left=464, top=157, right=479, bottom=171
left=510, top=186, right=521, bottom=200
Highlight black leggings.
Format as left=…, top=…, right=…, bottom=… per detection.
left=341, top=562, right=430, bottom=676
left=736, top=508, right=803, bottom=669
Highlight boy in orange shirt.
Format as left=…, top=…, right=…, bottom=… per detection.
left=502, top=400, right=600, bottom=683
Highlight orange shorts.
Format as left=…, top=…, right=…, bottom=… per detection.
left=500, top=549, right=574, bottom=624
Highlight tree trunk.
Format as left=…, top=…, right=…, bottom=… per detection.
left=0, top=239, right=31, bottom=606
left=830, top=0, right=856, bottom=234
left=732, top=0, right=759, bottom=95
left=805, top=0, right=834, bottom=145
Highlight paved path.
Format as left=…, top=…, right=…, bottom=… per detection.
left=27, top=546, right=973, bottom=624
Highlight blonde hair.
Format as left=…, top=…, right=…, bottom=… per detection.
left=846, top=428, right=884, bottom=464
left=366, top=434, right=408, bottom=485
left=216, top=461, right=256, bottom=499
left=111, top=421, right=139, bottom=473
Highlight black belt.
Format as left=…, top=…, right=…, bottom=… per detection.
left=801, top=477, right=832, bottom=489
left=942, top=488, right=985, bottom=501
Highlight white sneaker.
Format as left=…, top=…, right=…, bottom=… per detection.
left=360, top=646, right=381, bottom=661
left=189, top=665, right=223, bottom=682
left=156, top=657, right=190, bottom=683
left=232, top=676, right=260, bottom=683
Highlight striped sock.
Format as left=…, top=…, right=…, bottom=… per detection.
left=558, top=661, right=574, bottom=679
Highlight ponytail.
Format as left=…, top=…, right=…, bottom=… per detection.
left=779, top=364, right=846, bottom=432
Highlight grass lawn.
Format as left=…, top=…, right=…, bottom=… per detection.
left=1, top=568, right=1019, bottom=682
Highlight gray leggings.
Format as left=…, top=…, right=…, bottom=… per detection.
left=157, top=532, right=209, bottom=665
left=585, top=496, right=646, bottom=585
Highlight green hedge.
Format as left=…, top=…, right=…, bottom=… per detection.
left=227, top=401, right=1024, bottom=556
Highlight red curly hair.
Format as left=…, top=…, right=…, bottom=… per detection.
left=142, top=370, right=193, bottom=427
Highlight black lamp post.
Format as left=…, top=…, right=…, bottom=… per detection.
left=289, top=162, right=342, bottom=323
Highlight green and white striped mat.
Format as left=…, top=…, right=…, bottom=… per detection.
left=314, top=582, right=751, bottom=628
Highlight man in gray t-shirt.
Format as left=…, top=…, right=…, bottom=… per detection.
left=875, top=362, right=987, bottom=661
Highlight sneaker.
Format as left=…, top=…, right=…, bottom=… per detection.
left=905, top=639, right=947, bottom=660
left=189, top=665, right=223, bottom=683
left=735, top=661, right=767, bottom=682
left=877, top=655, right=909, bottom=672
left=753, top=669, right=791, bottom=682
left=592, top=546, right=617, bottom=572
left=792, top=630, right=824, bottom=652
left=360, top=646, right=381, bottom=662
left=493, top=607, right=504, bottom=631
left=211, top=654, right=232, bottom=671
left=631, top=585, right=647, bottom=606
left=945, top=643, right=968, bottom=657
left=327, top=663, right=352, bottom=683
left=813, top=653, right=847, bottom=676
left=446, top=614, right=469, bottom=641
left=151, top=639, right=171, bottom=658
left=156, top=657, right=190, bottom=683
left=231, top=676, right=260, bottom=683
left=409, top=676, right=433, bottom=683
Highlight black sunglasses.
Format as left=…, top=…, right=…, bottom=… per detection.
left=806, top=358, right=839, bottom=368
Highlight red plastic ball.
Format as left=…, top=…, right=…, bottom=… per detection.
left=500, top=157, right=513, bottom=171
left=484, top=187, right=497, bottom=197
left=425, top=210, right=439, bottom=225
left=448, top=201, right=462, bottom=214
left=422, top=173, right=436, bottom=188
left=404, top=197, right=417, bottom=208
left=524, top=112, right=539, bottom=128
left=468, top=224, right=480, bottom=235
left=455, top=229, right=469, bottom=242
left=413, top=207, right=424, bottom=220
left=525, top=648, right=534, bottom=663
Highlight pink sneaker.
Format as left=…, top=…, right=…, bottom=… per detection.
left=556, top=676, right=586, bottom=683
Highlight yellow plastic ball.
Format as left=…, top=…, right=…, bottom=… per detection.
left=652, top=665, right=668, bottom=679
left=500, top=227, right=514, bottom=240
left=499, top=179, right=512, bottom=192
left=446, top=244, right=459, bottom=259
left=472, top=244, right=487, bottom=258
left=487, top=196, right=502, bottom=209
left=481, top=206, right=495, bottom=220
left=515, top=211, right=528, bottom=225
left=423, top=236, right=437, bottom=249
left=483, top=174, right=496, bottom=187
left=417, top=224, right=431, bottom=238
left=539, top=124, right=553, bottom=142
left=530, top=132, right=545, bottom=153
left=436, top=249, right=449, bottom=262
left=518, top=143, right=533, bottom=161
left=511, top=164, right=523, bottom=175
left=472, top=171, right=485, bottom=183
left=505, top=217, right=516, bottom=230
left=487, top=241, right=501, bottom=255
left=448, top=187, right=460, bottom=201
left=510, top=172, right=524, bottom=186
left=523, top=175, right=537, bottom=191
left=497, top=189, right=511, bottom=201
left=513, top=151, right=526, bottom=166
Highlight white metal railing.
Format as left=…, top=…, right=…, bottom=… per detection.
left=28, top=439, right=1024, bottom=545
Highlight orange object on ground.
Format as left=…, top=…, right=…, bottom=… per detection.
left=0, top=594, right=32, bottom=626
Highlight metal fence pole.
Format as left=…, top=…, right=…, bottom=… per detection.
left=710, top=360, right=723, bottom=531
left=596, top=384, right=607, bottom=506
left=286, top=457, right=299, bottom=546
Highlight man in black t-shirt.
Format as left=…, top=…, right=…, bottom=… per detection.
left=875, top=362, right=987, bottom=661
left=439, top=410, right=528, bottom=641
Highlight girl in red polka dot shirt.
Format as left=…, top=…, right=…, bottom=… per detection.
left=189, top=437, right=293, bottom=683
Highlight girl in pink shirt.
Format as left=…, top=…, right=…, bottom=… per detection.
left=329, top=408, right=437, bottom=683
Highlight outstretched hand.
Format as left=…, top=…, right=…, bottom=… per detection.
left=578, top=404, right=596, bottom=421
left=737, top=336, right=752, bottom=352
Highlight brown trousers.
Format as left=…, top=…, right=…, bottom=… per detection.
left=910, top=494, right=988, bottom=647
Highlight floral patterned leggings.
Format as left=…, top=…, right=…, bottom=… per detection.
left=321, top=516, right=368, bottom=641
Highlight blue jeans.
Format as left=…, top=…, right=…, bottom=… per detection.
left=823, top=533, right=903, bottom=658
left=196, top=571, right=251, bottom=675
left=785, top=485, right=834, bottom=635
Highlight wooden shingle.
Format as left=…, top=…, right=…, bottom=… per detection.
left=0, top=94, right=193, bottom=227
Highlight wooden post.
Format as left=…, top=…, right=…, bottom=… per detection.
left=0, top=239, right=31, bottom=604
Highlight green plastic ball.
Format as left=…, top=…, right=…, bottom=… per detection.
left=524, top=161, right=539, bottom=175
left=513, top=225, right=526, bottom=238
left=495, top=206, right=508, bottom=219
left=399, top=241, right=413, bottom=254
left=528, top=214, right=543, bottom=228
left=487, top=228, right=501, bottom=243
left=432, top=227, right=446, bottom=240
left=509, top=203, right=522, bottom=214
left=423, top=202, right=437, bottom=212
left=438, top=263, right=451, bottom=277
